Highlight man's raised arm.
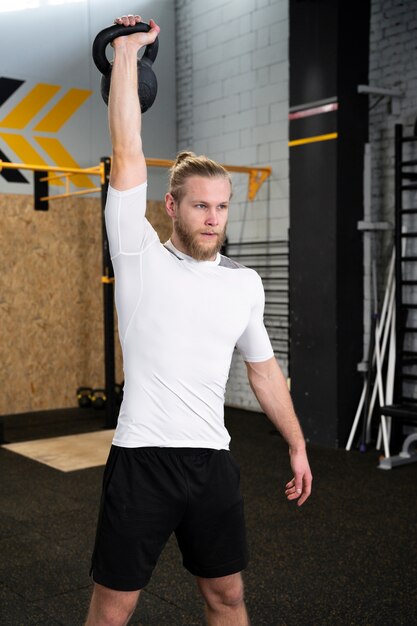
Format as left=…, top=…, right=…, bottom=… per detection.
left=109, top=14, right=160, bottom=190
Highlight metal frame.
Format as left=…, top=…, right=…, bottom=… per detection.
left=375, top=124, right=417, bottom=468
left=144, top=158, right=271, bottom=201
left=225, top=239, right=290, bottom=362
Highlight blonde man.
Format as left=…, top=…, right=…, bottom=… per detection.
left=86, top=13, right=312, bottom=626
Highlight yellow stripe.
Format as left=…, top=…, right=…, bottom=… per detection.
left=289, top=132, right=338, bottom=147
left=34, top=88, right=92, bottom=132
left=0, top=84, right=60, bottom=129
left=34, top=136, right=94, bottom=188
left=0, top=133, right=63, bottom=185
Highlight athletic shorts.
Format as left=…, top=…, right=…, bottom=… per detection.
left=90, top=445, right=248, bottom=591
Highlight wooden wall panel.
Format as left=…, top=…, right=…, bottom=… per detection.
left=0, top=193, right=170, bottom=416
left=147, top=199, right=172, bottom=243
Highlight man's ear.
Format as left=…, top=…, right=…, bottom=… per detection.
left=165, top=192, right=177, bottom=218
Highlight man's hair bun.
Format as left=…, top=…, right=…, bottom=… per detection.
left=168, top=151, right=232, bottom=203
left=174, top=151, right=196, bottom=166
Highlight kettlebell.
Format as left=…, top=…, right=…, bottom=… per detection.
left=90, top=388, right=107, bottom=410
left=92, top=22, right=159, bottom=113
left=77, top=386, right=93, bottom=408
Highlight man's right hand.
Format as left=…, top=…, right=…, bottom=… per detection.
left=113, top=14, right=160, bottom=50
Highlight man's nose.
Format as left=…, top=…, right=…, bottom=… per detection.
left=205, top=207, right=218, bottom=225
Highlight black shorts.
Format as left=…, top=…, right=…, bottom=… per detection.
left=90, top=446, right=248, bottom=591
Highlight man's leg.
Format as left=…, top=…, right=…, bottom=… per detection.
left=197, top=573, right=250, bottom=626
left=85, top=582, right=140, bottom=626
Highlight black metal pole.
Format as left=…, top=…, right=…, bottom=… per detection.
left=0, top=416, right=5, bottom=444
left=100, top=157, right=117, bottom=429
left=394, top=125, right=402, bottom=404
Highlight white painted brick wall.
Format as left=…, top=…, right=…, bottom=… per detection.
left=175, top=0, right=193, bottom=149
left=175, top=0, right=289, bottom=411
left=368, top=0, right=417, bottom=398
left=370, top=0, right=417, bottom=224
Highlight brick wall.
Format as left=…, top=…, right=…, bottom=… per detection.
left=175, top=0, right=193, bottom=149
left=368, top=0, right=417, bottom=400
left=369, top=0, right=417, bottom=252
left=175, top=0, right=289, bottom=411
left=174, top=0, right=417, bottom=412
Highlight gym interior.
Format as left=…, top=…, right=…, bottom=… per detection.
left=1, top=0, right=416, bottom=624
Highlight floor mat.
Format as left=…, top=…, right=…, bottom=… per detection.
left=2, top=429, right=114, bottom=472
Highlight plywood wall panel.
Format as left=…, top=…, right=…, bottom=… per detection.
left=0, top=193, right=169, bottom=416
left=147, top=199, right=172, bottom=244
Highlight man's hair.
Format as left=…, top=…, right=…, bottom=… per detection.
left=168, top=151, right=232, bottom=204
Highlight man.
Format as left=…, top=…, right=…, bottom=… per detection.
left=86, top=13, right=312, bottom=626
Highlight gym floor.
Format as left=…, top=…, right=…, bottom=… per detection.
left=1, top=407, right=416, bottom=626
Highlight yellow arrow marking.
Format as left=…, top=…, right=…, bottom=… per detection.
left=34, top=136, right=95, bottom=188
left=34, top=88, right=92, bottom=132
left=0, top=133, right=64, bottom=185
left=0, top=84, right=60, bottom=129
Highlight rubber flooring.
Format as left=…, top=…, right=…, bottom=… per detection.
left=1, top=407, right=416, bottom=625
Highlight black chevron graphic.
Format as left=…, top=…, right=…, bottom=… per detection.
left=0, top=77, right=28, bottom=183
left=0, top=149, right=28, bottom=183
left=0, top=76, right=24, bottom=107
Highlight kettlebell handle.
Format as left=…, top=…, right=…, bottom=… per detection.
left=92, top=22, right=159, bottom=76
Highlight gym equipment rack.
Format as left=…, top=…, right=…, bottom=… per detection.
left=224, top=239, right=290, bottom=366
left=377, top=124, right=417, bottom=468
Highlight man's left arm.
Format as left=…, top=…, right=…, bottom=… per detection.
left=245, top=356, right=313, bottom=506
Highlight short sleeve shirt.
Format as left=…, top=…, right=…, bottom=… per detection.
left=106, top=182, right=274, bottom=449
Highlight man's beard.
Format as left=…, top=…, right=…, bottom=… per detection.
left=174, top=213, right=227, bottom=261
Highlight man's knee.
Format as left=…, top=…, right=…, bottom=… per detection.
left=217, top=585, right=245, bottom=609
left=85, top=583, right=140, bottom=626
left=197, top=573, right=245, bottom=610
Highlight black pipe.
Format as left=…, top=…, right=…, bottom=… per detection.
left=394, top=125, right=402, bottom=404
left=228, top=252, right=288, bottom=259
left=100, top=157, right=117, bottom=429
left=0, top=417, right=5, bottom=444
left=226, top=240, right=288, bottom=247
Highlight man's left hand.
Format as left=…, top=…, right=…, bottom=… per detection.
left=285, top=449, right=312, bottom=506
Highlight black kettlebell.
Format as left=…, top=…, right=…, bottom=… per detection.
left=90, top=388, right=107, bottom=410
left=76, top=386, right=93, bottom=408
left=92, top=22, right=159, bottom=113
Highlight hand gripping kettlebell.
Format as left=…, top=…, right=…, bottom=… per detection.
left=92, top=22, right=159, bottom=113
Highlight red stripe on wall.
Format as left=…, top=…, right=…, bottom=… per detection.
left=289, top=102, right=338, bottom=120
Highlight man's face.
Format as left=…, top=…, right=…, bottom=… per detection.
left=167, top=176, right=230, bottom=261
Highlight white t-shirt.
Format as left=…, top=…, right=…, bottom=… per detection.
left=105, top=182, right=274, bottom=450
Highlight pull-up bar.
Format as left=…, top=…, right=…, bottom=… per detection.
left=0, top=161, right=103, bottom=177
left=0, top=158, right=271, bottom=204
left=145, top=158, right=272, bottom=201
